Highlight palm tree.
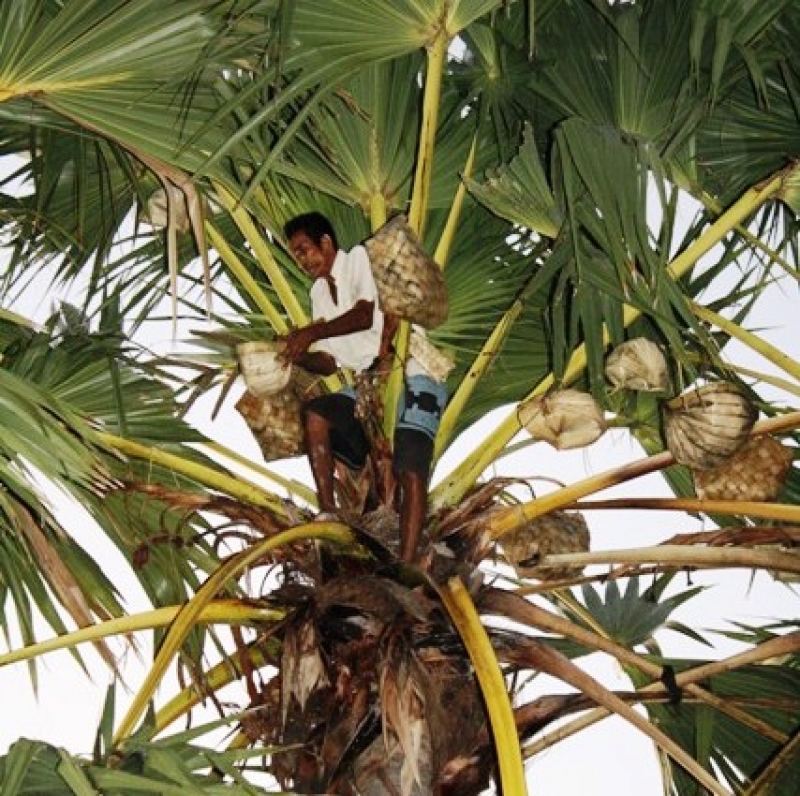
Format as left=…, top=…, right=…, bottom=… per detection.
left=0, top=0, right=798, bottom=793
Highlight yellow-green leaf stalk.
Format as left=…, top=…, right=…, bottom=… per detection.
left=433, top=132, right=479, bottom=267
left=0, top=601, right=282, bottom=668
left=98, top=433, right=290, bottom=518
left=485, top=412, right=800, bottom=539
left=719, top=362, right=800, bottom=400
left=408, top=28, right=450, bottom=239
left=205, top=221, right=288, bottom=334
left=525, top=545, right=800, bottom=579
left=691, top=301, right=800, bottom=383
left=201, top=440, right=318, bottom=507
left=435, top=296, right=524, bottom=458
left=488, top=448, right=674, bottom=539
left=383, top=26, right=450, bottom=441
left=571, top=496, right=800, bottom=525
left=439, top=577, right=526, bottom=796
left=214, top=182, right=308, bottom=328
left=692, top=188, right=799, bottom=279
left=387, top=133, right=478, bottom=442
left=154, top=642, right=277, bottom=735
left=368, top=182, right=388, bottom=233
left=433, top=168, right=790, bottom=509
left=427, top=132, right=485, bottom=454
left=114, top=521, right=354, bottom=743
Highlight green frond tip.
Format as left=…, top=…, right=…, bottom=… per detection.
left=465, top=122, right=562, bottom=239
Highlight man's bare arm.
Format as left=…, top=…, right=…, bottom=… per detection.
left=281, top=299, right=375, bottom=363
left=295, top=350, right=337, bottom=376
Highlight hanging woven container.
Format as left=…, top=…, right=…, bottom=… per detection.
left=237, top=340, right=292, bottom=396
left=500, top=510, right=590, bottom=581
left=236, top=388, right=304, bottom=462
left=693, top=434, right=794, bottom=501
left=519, top=389, right=607, bottom=450
left=663, top=381, right=757, bottom=470
left=408, top=329, right=455, bottom=382
left=605, top=337, right=669, bottom=392
left=363, top=214, right=449, bottom=329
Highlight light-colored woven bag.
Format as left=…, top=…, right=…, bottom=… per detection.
left=363, top=214, right=449, bottom=329
left=237, top=340, right=292, bottom=396
left=236, top=388, right=304, bottom=462
left=693, top=434, right=793, bottom=501
left=409, top=329, right=455, bottom=382
left=500, top=510, right=590, bottom=581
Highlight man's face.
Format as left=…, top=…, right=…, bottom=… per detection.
left=289, top=231, right=335, bottom=279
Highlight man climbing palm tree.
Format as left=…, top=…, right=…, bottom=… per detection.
left=282, top=212, right=448, bottom=562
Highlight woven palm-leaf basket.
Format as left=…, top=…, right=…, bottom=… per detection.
left=409, top=329, right=455, bottom=382
left=363, top=214, right=449, bottom=329
left=236, top=387, right=304, bottom=462
left=693, top=434, right=794, bottom=501
left=663, top=381, right=757, bottom=470
left=237, top=340, right=292, bottom=396
left=500, top=510, right=590, bottom=581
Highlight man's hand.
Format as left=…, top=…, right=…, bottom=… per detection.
left=281, top=323, right=322, bottom=364
left=279, top=324, right=337, bottom=376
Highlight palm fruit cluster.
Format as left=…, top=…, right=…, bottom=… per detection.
left=363, top=214, right=449, bottom=329
left=500, top=510, right=590, bottom=581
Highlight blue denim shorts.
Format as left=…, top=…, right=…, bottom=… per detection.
left=393, top=375, right=448, bottom=477
left=396, top=374, right=448, bottom=440
left=305, top=376, right=448, bottom=476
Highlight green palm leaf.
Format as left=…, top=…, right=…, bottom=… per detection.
left=637, top=663, right=800, bottom=796
left=560, top=575, right=706, bottom=650
left=465, top=122, right=561, bottom=239
left=0, top=736, right=287, bottom=795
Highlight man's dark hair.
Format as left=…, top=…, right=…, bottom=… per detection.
left=284, top=212, right=339, bottom=249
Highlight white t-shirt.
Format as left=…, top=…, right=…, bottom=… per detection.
left=310, top=245, right=383, bottom=373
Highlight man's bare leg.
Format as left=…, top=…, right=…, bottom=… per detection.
left=398, top=470, right=427, bottom=562
left=303, top=409, right=337, bottom=512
